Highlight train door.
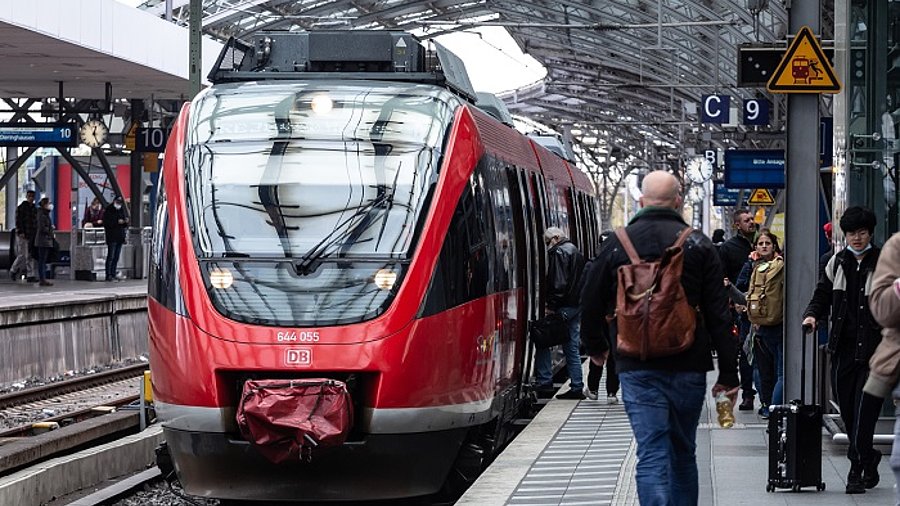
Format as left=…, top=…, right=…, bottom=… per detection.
left=506, top=168, right=533, bottom=394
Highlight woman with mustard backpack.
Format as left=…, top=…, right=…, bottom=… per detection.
left=726, top=229, right=784, bottom=418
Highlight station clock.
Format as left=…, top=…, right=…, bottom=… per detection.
left=80, top=119, right=109, bottom=148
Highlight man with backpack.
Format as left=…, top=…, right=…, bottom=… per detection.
left=803, top=206, right=883, bottom=494
left=581, top=170, right=739, bottom=506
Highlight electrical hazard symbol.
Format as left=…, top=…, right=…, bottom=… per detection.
left=748, top=188, right=775, bottom=205
left=767, top=26, right=841, bottom=94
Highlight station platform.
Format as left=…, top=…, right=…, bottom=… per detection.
left=0, top=277, right=148, bottom=386
left=460, top=367, right=896, bottom=505
left=0, top=277, right=146, bottom=309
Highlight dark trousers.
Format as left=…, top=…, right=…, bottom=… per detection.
left=831, top=352, right=883, bottom=466
left=105, top=242, right=123, bottom=280
left=734, top=314, right=756, bottom=399
left=36, top=247, right=50, bottom=282
left=587, top=351, right=619, bottom=395
left=754, top=336, right=774, bottom=407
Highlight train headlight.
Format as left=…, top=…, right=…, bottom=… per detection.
left=374, top=269, right=397, bottom=290
left=210, top=267, right=234, bottom=290
left=310, top=94, right=333, bottom=115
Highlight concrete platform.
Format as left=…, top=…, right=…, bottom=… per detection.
left=461, top=365, right=897, bottom=505
left=0, top=278, right=148, bottom=385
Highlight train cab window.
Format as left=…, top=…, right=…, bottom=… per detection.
left=183, top=81, right=461, bottom=326
left=149, top=173, right=179, bottom=312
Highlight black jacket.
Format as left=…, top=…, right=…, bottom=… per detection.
left=718, top=233, right=753, bottom=283
left=15, top=200, right=36, bottom=240
left=546, top=239, right=585, bottom=311
left=102, top=204, right=129, bottom=244
left=33, top=208, right=54, bottom=249
left=580, top=208, right=739, bottom=387
left=803, top=246, right=882, bottom=361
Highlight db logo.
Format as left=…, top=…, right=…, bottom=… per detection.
left=284, top=348, right=312, bottom=366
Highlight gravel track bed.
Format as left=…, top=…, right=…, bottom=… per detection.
left=113, top=481, right=219, bottom=506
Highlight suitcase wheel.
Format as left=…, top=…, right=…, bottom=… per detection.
left=791, top=485, right=800, bottom=492
left=766, top=484, right=774, bottom=493
left=817, top=482, right=825, bottom=491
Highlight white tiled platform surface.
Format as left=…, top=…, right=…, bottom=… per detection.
left=461, top=365, right=896, bottom=505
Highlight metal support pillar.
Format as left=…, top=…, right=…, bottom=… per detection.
left=783, top=3, right=821, bottom=403
left=189, top=0, right=202, bottom=98
left=129, top=100, right=144, bottom=226
left=5, top=147, right=17, bottom=230
left=0, top=147, right=37, bottom=192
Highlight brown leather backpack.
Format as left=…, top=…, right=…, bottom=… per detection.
left=614, top=227, right=697, bottom=360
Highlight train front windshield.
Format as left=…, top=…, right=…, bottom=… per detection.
left=184, top=81, right=459, bottom=326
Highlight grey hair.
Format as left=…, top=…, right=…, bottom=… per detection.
left=543, top=227, right=567, bottom=242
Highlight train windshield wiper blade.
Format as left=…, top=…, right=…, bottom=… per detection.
left=294, top=192, right=392, bottom=275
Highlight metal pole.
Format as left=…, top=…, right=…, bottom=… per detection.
left=4, top=147, right=17, bottom=230
left=783, top=3, right=821, bottom=403
left=189, top=0, right=202, bottom=98
left=165, top=0, right=173, bottom=22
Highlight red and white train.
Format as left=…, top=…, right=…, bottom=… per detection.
left=149, top=31, right=600, bottom=502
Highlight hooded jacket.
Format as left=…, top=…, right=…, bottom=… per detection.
left=580, top=207, right=739, bottom=387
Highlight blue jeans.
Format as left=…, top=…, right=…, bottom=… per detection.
left=533, top=306, right=584, bottom=390
left=620, top=370, right=706, bottom=506
left=105, top=242, right=123, bottom=280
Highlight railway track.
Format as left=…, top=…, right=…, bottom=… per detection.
left=0, top=364, right=150, bottom=476
left=0, top=363, right=148, bottom=412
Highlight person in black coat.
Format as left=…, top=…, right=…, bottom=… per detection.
left=580, top=171, right=738, bottom=505
left=718, top=209, right=758, bottom=411
left=718, top=209, right=756, bottom=283
left=10, top=190, right=36, bottom=281
left=534, top=227, right=586, bottom=400
left=33, top=197, right=55, bottom=286
left=803, top=206, right=883, bottom=494
left=102, top=196, right=129, bottom=282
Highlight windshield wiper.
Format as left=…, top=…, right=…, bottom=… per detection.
left=294, top=190, right=393, bottom=275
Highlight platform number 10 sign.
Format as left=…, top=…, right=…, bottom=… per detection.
left=742, top=99, right=769, bottom=126
left=136, top=127, right=170, bottom=153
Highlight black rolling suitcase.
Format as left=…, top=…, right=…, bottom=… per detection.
left=766, top=326, right=826, bottom=493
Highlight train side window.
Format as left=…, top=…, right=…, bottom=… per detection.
left=420, top=167, right=494, bottom=316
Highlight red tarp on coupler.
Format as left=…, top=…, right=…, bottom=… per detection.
left=236, top=379, right=353, bottom=463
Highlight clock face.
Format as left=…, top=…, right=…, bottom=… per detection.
left=80, top=119, right=109, bottom=148
left=686, top=157, right=713, bottom=184
left=688, top=185, right=706, bottom=203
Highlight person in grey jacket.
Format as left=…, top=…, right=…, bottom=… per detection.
left=33, top=197, right=54, bottom=287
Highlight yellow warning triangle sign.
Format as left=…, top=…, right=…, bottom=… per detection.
left=767, top=26, right=841, bottom=93
left=766, top=26, right=841, bottom=93
left=748, top=188, right=775, bottom=205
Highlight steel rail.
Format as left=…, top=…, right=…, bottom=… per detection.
left=0, top=363, right=148, bottom=411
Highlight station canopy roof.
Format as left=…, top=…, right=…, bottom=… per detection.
left=136, top=0, right=830, bottom=179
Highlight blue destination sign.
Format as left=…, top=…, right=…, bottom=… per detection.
left=713, top=181, right=749, bottom=206
left=724, top=149, right=785, bottom=188
left=0, top=123, right=78, bottom=147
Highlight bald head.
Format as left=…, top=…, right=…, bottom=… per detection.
left=640, top=171, right=682, bottom=208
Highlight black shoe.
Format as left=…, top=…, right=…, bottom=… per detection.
left=847, top=466, right=866, bottom=494
left=534, top=386, right=555, bottom=399
left=863, top=450, right=882, bottom=489
left=739, top=397, right=755, bottom=411
left=26, top=277, right=37, bottom=283
left=555, top=388, right=586, bottom=400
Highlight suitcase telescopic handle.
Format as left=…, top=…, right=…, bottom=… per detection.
left=800, top=323, right=814, bottom=406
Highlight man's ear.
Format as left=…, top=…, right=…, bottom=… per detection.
left=638, top=196, right=646, bottom=208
